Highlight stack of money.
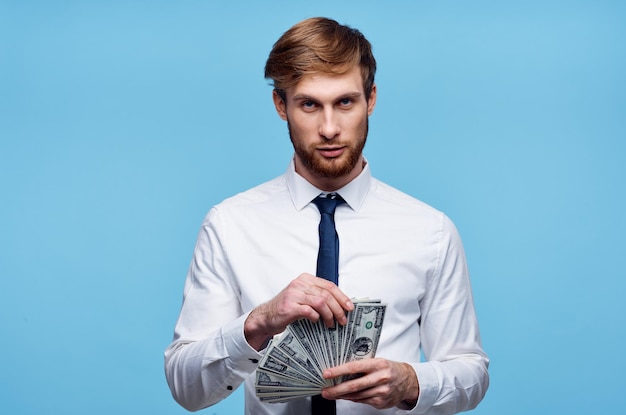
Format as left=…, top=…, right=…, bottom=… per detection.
left=255, top=299, right=386, bottom=403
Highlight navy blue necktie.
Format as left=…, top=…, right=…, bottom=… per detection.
left=311, top=193, right=344, bottom=415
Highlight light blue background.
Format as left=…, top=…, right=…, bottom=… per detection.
left=1, top=1, right=624, bottom=414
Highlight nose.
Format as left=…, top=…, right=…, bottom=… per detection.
left=319, top=108, right=340, bottom=140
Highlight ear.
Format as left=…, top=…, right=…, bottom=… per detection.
left=367, top=83, right=377, bottom=116
left=272, top=89, right=288, bottom=121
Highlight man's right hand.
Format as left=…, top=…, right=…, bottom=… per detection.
left=243, top=273, right=354, bottom=351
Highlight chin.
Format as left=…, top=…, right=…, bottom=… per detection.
left=312, top=156, right=358, bottom=179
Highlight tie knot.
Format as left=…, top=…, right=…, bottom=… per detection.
left=312, top=194, right=344, bottom=215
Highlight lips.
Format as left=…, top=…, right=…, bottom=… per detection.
left=318, top=146, right=345, bottom=158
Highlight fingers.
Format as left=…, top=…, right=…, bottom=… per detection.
left=322, top=358, right=378, bottom=382
left=246, top=273, right=353, bottom=343
left=323, top=368, right=385, bottom=407
left=292, top=274, right=353, bottom=327
left=320, top=359, right=417, bottom=410
left=303, top=287, right=347, bottom=327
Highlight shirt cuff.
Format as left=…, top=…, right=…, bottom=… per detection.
left=407, top=362, right=440, bottom=414
left=222, top=312, right=264, bottom=374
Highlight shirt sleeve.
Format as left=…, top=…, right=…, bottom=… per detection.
left=163, top=208, right=262, bottom=411
left=403, top=214, right=489, bottom=415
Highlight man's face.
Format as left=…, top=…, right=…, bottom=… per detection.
left=273, top=66, right=377, bottom=191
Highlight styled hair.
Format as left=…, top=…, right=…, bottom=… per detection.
left=264, top=17, right=376, bottom=102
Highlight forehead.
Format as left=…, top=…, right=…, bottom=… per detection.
left=289, top=66, right=364, bottom=100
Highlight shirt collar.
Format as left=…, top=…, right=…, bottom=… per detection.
left=285, top=155, right=371, bottom=212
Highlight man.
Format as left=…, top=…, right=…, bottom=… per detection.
left=165, top=17, right=489, bottom=415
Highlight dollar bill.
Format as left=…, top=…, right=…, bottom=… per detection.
left=345, top=303, right=385, bottom=362
left=255, top=298, right=386, bottom=403
left=255, top=368, right=320, bottom=389
left=268, top=336, right=324, bottom=386
left=257, top=352, right=323, bottom=387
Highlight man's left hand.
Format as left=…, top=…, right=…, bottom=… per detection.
left=320, top=358, right=419, bottom=409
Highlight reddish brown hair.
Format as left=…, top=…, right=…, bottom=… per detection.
left=264, top=17, right=376, bottom=101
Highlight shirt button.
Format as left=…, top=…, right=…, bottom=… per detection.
left=249, top=358, right=259, bottom=364
left=227, top=385, right=233, bottom=390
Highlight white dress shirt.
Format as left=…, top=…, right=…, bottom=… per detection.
left=164, top=158, right=489, bottom=415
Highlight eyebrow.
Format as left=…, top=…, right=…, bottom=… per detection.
left=292, top=92, right=362, bottom=102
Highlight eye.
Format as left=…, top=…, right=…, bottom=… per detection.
left=339, top=98, right=353, bottom=107
left=302, top=100, right=317, bottom=110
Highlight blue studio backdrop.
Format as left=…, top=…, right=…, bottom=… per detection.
left=1, top=1, right=624, bottom=414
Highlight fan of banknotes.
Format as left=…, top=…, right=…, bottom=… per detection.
left=255, top=299, right=386, bottom=403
